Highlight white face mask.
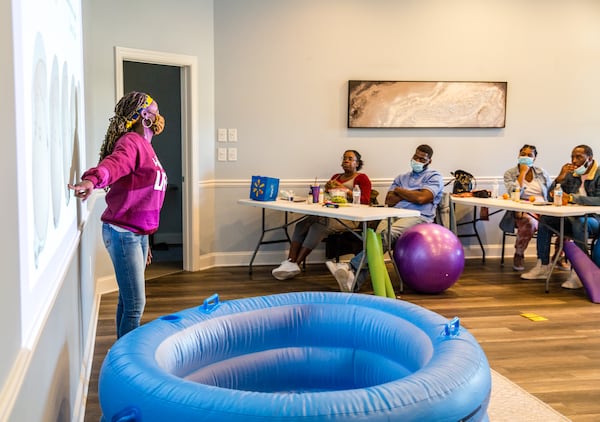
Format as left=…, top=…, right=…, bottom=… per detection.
left=574, top=161, right=589, bottom=175
left=517, top=156, right=534, bottom=166
left=410, top=159, right=425, bottom=173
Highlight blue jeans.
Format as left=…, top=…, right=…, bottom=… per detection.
left=102, top=223, right=148, bottom=338
left=536, top=215, right=600, bottom=265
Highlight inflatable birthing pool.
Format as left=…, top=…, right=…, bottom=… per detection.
left=99, top=292, right=491, bottom=421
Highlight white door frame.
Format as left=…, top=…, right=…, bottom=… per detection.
left=114, top=46, right=198, bottom=271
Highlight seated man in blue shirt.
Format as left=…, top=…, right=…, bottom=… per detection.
left=326, top=144, right=444, bottom=292
left=521, top=144, right=600, bottom=289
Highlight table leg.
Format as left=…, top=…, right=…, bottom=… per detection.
left=545, top=217, right=564, bottom=293
left=387, top=217, right=403, bottom=293
left=452, top=204, right=486, bottom=263
left=248, top=210, right=299, bottom=275
left=449, top=199, right=456, bottom=233
left=349, top=221, right=369, bottom=292
left=471, top=207, right=486, bottom=263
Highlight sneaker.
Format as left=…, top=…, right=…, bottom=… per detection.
left=272, top=260, right=301, bottom=280
left=556, top=257, right=571, bottom=271
left=521, top=259, right=551, bottom=280
left=325, top=261, right=355, bottom=292
left=513, top=254, right=525, bottom=271
left=561, top=272, right=583, bottom=289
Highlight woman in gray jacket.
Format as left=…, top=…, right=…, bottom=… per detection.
left=502, top=144, right=551, bottom=271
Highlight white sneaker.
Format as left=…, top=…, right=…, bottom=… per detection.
left=325, top=261, right=355, bottom=292
left=521, top=259, right=552, bottom=280
left=272, top=260, right=301, bottom=280
left=561, top=272, right=583, bottom=289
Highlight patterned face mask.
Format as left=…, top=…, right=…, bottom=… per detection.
left=152, top=114, right=165, bottom=135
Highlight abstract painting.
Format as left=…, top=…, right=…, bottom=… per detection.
left=348, top=81, right=507, bottom=128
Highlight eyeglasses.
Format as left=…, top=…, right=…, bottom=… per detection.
left=342, top=156, right=356, bottom=162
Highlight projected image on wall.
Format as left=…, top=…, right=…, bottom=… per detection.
left=15, top=0, right=86, bottom=342
left=32, top=33, right=50, bottom=267
left=31, top=34, right=83, bottom=269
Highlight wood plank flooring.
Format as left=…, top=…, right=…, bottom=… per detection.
left=85, top=259, right=600, bottom=421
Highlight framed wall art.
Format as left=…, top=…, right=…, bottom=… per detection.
left=347, top=80, right=507, bottom=128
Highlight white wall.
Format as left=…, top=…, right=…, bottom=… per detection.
left=213, top=0, right=600, bottom=261
left=215, top=0, right=600, bottom=179
left=0, top=0, right=23, bottom=402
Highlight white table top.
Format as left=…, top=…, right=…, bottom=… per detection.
left=238, top=199, right=420, bottom=221
left=450, top=196, right=600, bottom=217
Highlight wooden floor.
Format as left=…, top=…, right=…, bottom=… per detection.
left=85, top=258, right=600, bottom=421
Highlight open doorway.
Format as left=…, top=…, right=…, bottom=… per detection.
left=114, top=46, right=198, bottom=272
left=123, top=61, right=183, bottom=265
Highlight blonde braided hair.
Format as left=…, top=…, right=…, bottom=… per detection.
left=98, top=91, right=150, bottom=161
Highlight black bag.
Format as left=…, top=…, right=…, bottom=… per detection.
left=451, top=170, right=476, bottom=194
left=472, top=189, right=491, bottom=198
left=499, top=211, right=516, bottom=233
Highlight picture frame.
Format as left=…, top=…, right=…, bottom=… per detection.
left=347, top=80, right=507, bottom=128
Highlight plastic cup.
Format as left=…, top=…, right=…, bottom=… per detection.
left=310, top=185, right=320, bottom=203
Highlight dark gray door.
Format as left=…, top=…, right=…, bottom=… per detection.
left=123, top=61, right=182, bottom=263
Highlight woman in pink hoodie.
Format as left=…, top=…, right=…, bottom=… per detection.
left=68, top=91, right=167, bottom=338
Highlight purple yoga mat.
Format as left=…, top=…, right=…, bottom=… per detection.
left=563, top=241, right=600, bottom=304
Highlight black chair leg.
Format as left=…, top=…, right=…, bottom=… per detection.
left=501, top=232, right=506, bottom=266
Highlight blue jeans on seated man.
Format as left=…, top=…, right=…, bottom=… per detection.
left=348, top=216, right=428, bottom=290
left=536, top=215, right=600, bottom=265
left=102, top=223, right=149, bottom=338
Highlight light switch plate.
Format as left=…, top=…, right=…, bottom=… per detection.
left=228, top=147, right=238, bottom=161
left=217, top=147, right=227, bottom=161
left=228, top=128, right=238, bottom=142
left=217, top=128, right=227, bottom=142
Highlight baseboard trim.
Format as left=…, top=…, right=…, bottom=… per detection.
left=0, top=348, right=31, bottom=422
left=191, top=243, right=526, bottom=269
left=72, top=292, right=102, bottom=422
left=97, top=275, right=117, bottom=294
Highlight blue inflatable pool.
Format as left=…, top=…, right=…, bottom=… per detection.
left=99, top=292, right=491, bottom=421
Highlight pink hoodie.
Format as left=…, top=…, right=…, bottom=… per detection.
left=82, top=132, right=167, bottom=234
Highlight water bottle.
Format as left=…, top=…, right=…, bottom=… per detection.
left=352, top=185, right=361, bottom=206
left=511, top=187, right=521, bottom=202
left=491, top=180, right=499, bottom=199
left=553, top=183, right=563, bottom=207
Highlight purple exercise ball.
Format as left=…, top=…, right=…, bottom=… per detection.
left=393, top=223, right=465, bottom=293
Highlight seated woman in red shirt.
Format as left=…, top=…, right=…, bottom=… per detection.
left=272, top=150, right=372, bottom=280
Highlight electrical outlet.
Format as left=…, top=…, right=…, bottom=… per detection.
left=217, top=147, right=227, bottom=161
left=217, top=128, right=227, bottom=142
left=228, top=128, right=238, bottom=142
left=228, top=147, right=238, bottom=161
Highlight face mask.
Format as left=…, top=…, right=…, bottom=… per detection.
left=517, top=156, right=534, bottom=166
left=574, top=161, right=588, bottom=175
left=410, top=159, right=425, bottom=173
left=152, top=114, right=165, bottom=135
